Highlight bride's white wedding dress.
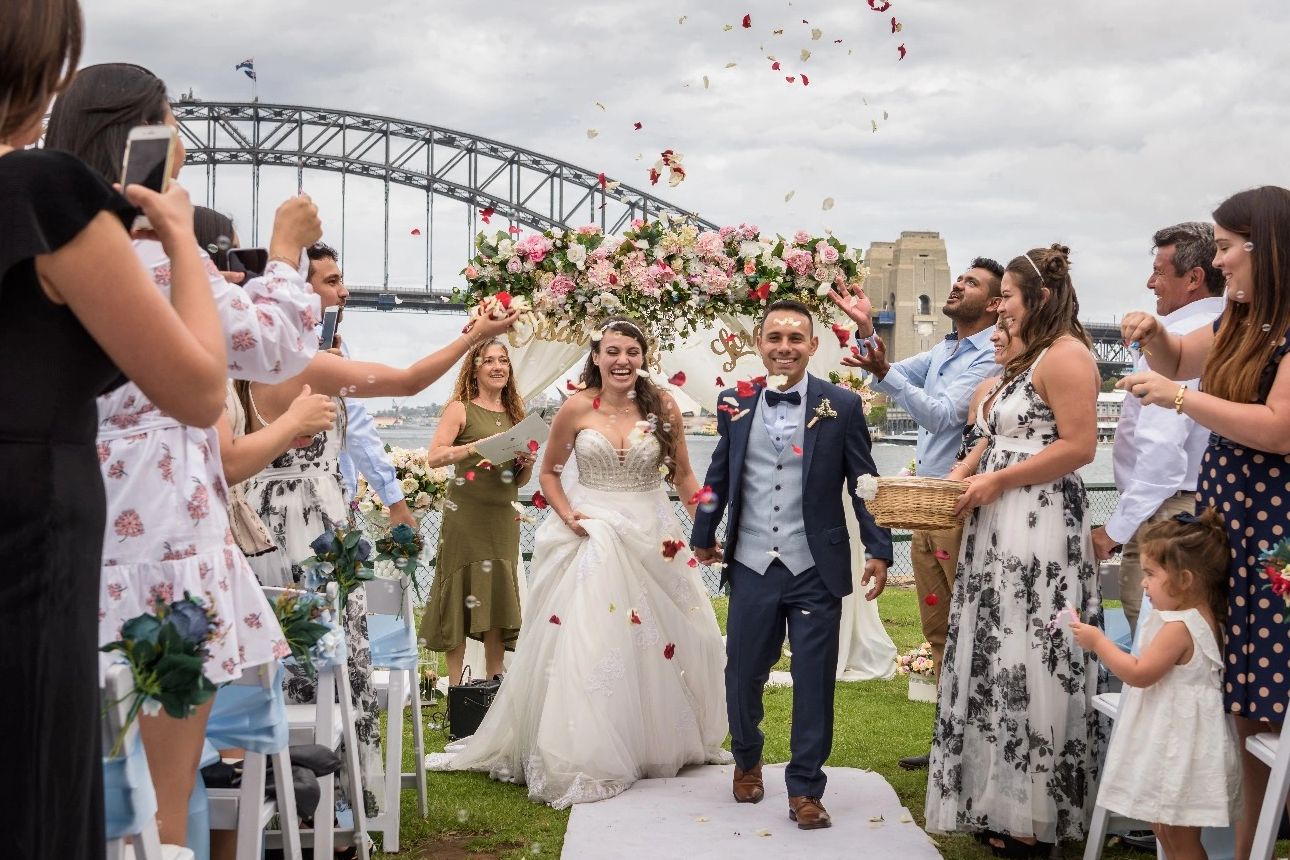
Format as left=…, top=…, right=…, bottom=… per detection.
left=429, top=428, right=731, bottom=808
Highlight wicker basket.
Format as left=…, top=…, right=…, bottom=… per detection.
left=866, top=477, right=967, bottom=531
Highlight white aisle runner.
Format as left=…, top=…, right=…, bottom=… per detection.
left=561, top=763, right=942, bottom=859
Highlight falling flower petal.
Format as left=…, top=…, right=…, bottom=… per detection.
left=810, top=27, right=822, bottom=40
left=695, top=816, right=710, bottom=823
left=732, top=409, right=750, bottom=422
left=595, top=101, right=606, bottom=111
left=597, top=171, right=607, bottom=192
left=549, top=614, right=561, bottom=625
left=771, top=60, right=781, bottom=70
left=741, top=13, right=752, bottom=28
left=703, top=75, right=710, bottom=88
left=934, top=548, right=950, bottom=560
left=630, top=609, right=642, bottom=625
left=871, top=119, right=879, bottom=133
left=925, top=594, right=940, bottom=606
left=648, top=167, right=661, bottom=185
left=593, top=396, right=602, bottom=410
left=831, top=322, right=852, bottom=347
left=668, top=371, right=687, bottom=386
left=867, top=0, right=891, bottom=10
left=409, top=227, right=422, bottom=236
left=465, top=470, right=476, bottom=481
left=766, top=549, right=781, bottom=559
left=834, top=38, right=843, bottom=43
left=773, top=28, right=784, bottom=35
left=586, top=128, right=599, bottom=139
left=678, top=15, right=687, bottom=24
left=784, top=190, right=795, bottom=202
left=609, top=602, right=616, bottom=612
left=664, top=642, right=676, bottom=659
left=723, top=24, right=733, bottom=31
left=800, top=48, right=812, bottom=61
left=688, top=558, right=698, bottom=568
left=899, top=813, right=914, bottom=823
left=633, top=121, right=643, bottom=130
left=725, top=62, right=737, bottom=68
left=792, top=444, right=803, bottom=456
left=531, top=490, right=548, bottom=509
left=689, top=485, right=717, bottom=507
left=822, top=197, right=835, bottom=210
left=716, top=376, right=725, bottom=386
left=801, top=74, right=810, bottom=86
left=479, top=207, right=495, bottom=224
left=508, top=225, right=521, bottom=234
left=785, top=76, right=796, bottom=83
left=527, top=439, right=540, bottom=454
left=898, top=43, right=907, bottom=60
left=891, top=16, right=902, bottom=33
left=661, top=539, right=685, bottom=559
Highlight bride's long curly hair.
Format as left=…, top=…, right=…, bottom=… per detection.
left=577, top=317, right=679, bottom=485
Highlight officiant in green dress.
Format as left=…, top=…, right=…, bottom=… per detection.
left=420, top=338, right=534, bottom=685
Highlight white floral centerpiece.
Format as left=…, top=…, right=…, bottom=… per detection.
left=896, top=642, right=937, bottom=702
left=352, top=445, right=453, bottom=526
left=456, top=216, right=869, bottom=350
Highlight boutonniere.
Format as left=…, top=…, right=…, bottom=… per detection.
left=807, top=397, right=837, bottom=429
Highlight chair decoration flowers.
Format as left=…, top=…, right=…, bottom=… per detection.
left=269, top=589, right=343, bottom=679
left=299, top=526, right=374, bottom=610
left=100, top=592, right=220, bottom=751
left=374, top=522, right=428, bottom=595
left=456, top=215, right=868, bottom=350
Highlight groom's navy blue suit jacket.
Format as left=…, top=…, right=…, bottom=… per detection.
left=691, top=373, right=893, bottom=599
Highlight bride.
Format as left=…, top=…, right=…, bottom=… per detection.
left=432, top=317, right=731, bottom=807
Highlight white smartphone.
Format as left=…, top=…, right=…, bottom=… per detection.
left=120, top=125, right=177, bottom=231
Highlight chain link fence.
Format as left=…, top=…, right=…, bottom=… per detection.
left=377, top=484, right=1120, bottom=597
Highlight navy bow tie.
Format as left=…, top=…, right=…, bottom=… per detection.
left=765, top=389, right=801, bottom=407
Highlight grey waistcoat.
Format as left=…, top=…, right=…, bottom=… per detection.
left=733, top=405, right=813, bottom=575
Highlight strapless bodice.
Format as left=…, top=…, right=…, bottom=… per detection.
left=574, top=429, right=664, bottom=493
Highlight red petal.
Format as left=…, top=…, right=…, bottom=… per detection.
left=630, top=610, right=642, bottom=625
left=851, top=345, right=861, bottom=356
left=549, top=614, right=562, bottom=625
left=465, top=470, right=476, bottom=481
left=668, top=371, right=687, bottom=386
left=633, top=121, right=642, bottom=130
left=648, top=167, right=661, bottom=185
left=597, top=171, right=607, bottom=190
left=898, top=43, right=907, bottom=60
left=801, top=74, right=809, bottom=86
left=531, top=490, right=548, bottom=510
left=785, top=76, right=796, bottom=83
left=741, top=13, right=752, bottom=28
left=934, top=548, right=951, bottom=561
left=867, top=0, right=891, bottom=10
left=661, top=539, right=684, bottom=559
left=715, top=376, right=725, bottom=386
left=688, top=558, right=698, bottom=568
left=495, top=290, right=512, bottom=308
left=831, top=322, right=851, bottom=347
left=593, top=396, right=602, bottom=410
left=508, top=225, right=521, bottom=235
left=924, top=594, right=939, bottom=606
left=771, top=61, right=781, bottom=70
left=663, top=643, right=676, bottom=659
left=409, top=227, right=422, bottom=236
left=566, top=379, right=578, bottom=391
left=527, top=439, right=540, bottom=453
left=792, top=444, right=803, bottom=456
left=736, top=380, right=755, bottom=398
left=479, top=207, right=495, bottom=224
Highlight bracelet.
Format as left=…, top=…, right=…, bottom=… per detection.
left=267, top=253, right=299, bottom=269
left=1174, top=384, right=1188, bottom=414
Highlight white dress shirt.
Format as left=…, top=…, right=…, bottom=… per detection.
left=760, top=375, right=809, bottom=454
left=1104, top=296, right=1226, bottom=544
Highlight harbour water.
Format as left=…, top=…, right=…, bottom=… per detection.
left=376, top=423, right=1117, bottom=490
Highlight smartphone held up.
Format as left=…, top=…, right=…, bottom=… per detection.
left=120, top=125, right=178, bottom=231
left=319, top=306, right=340, bottom=350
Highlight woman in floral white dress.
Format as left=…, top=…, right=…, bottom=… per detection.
left=925, top=245, right=1104, bottom=857
left=46, top=62, right=324, bottom=846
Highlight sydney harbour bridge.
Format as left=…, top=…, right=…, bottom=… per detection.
left=170, top=98, right=1132, bottom=375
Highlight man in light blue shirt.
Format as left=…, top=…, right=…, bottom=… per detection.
left=306, top=243, right=417, bottom=530
left=831, top=257, right=1003, bottom=770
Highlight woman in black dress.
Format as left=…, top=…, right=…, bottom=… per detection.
left=0, top=2, right=228, bottom=856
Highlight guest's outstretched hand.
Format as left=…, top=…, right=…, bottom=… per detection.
left=861, top=558, right=888, bottom=601
left=470, top=309, right=522, bottom=339
left=828, top=283, right=875, bottom=336
left=1120, top=312, right=1161, bottom=353
left=840, top=333, right=889, bottom=379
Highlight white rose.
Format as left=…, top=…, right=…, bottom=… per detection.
left=357, top=499, right=375, bottom=513
left=415, top=491, right=432, bottom=508
left=496, top=239, right=514, bottom=259
left=566, top=244, right=587, bottom=267
left=739, top=241, right=760, bottom=260
left=400, top=477, right=418, bottom=494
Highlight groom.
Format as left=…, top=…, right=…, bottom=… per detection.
left=692, top=299, right=892, bottom=830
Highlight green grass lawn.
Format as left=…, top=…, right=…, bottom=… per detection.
left=376, top=589, right=1149, bottom=859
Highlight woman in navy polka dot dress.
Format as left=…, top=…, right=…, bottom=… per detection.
left=1119, top=185, right=1290, bottom=858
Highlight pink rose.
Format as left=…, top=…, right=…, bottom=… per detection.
left=550, top=274, right=575, bottom=296
left=817, top=243, right=840, bottom=264
left=506, top=257, right=523, bottom=274
left=719, top=225, right=737, bottom=241
left=794, top=230, right=812, bottom=244
left=695, top=231, right=723, bottom=257
left=786, top=248, right=813, bottom=276
left=465, top=264, right=478, bottom=280
left=577, top=224, right=602, bottom=236
left=739, top=223, right=759, bottom=240
left=630, top=218, right=645, bottom=231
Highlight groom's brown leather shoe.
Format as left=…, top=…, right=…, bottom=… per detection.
left=732, top=761, right=764, bottom=803
left=788, top=796, right=832, bottom=829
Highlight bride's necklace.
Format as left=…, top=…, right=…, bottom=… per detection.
left=599, top=396, right=636, bottom=419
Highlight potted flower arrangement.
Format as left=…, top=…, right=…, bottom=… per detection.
left=352, top=445, right=453, bottom=526
left=455, top=215, right=868, bottom=350
left=895, top=642, right=938, bottom=702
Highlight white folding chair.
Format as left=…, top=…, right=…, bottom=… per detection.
left=364, top=575, right=427, bottom=852
left=267, top=585, right=370, bottom=860
left=204, top=661, right=302, bottom=860
left=1082, top=692, right=1134, bottom=860
left=101, top=664, right=194, bottom=860
left=1246, top=696, right=1290, bottom=860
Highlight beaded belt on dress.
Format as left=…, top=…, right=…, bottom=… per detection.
left=577, top=474, right=662, bottom=493
left=989, top=436, right=1046, bottom=454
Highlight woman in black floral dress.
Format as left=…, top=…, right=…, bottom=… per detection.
left=1120, top=186, right=1290, bottom=859
left=926, top=245, right=1103, bottom=855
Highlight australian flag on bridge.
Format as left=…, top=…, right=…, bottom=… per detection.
left=234, top=58, right=256, bottom=81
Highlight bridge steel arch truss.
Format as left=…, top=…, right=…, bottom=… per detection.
left=171, top=100, right=714, bottom=310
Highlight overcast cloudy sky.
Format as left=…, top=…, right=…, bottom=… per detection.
left=80, top=0, right=1289, bottom=406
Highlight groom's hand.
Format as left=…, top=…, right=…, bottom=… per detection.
left=861, top=558, right=889, bottom=601
left=692, top=544, right=723, bottom=565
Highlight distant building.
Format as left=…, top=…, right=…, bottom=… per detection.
left=1097, top=390, right=1126, bottom=443
left=862, top=231, right=953, bottom=364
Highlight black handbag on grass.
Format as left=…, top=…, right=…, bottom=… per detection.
left=447, top=670, right=500, bottom=740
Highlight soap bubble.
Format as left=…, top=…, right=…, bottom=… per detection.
left=481, top=560, right=494, bottom=573
left=366, top=374, right=377, bottom=384
left=553, top=464, right=564, bottom=474
left=1236, top=291, right=1246, bottom=300
left=443, top=500, right=459, bottom=512
left=215, top=235, right=231, bottom=251
left=627, top=391, right=637, bottom=399
left=454, top=477, right=466, bottom=486
left=699, top=499, right=719, bottom=514
left=1262, top=323, right=1273, bottom=332
left=530, top=843, right=543, bottom=855
left=456, top=809, right=470, bottom=823
left=206, top=243, right=219, bottom=254
left=501, top=469, right=515, bottom=484
left=464, top=595, right=481, bottom=609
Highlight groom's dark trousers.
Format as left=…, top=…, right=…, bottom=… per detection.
left=726, top=558, right=841, bottom=799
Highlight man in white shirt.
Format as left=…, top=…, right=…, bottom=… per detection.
left=1092, top=222, right=1226, bottom=634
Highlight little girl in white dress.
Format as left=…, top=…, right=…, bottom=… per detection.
left=1071, top=508, right=1239, bottom=859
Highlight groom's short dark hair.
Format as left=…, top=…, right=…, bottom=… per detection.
left=760, top=299, right=814, bottom=333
